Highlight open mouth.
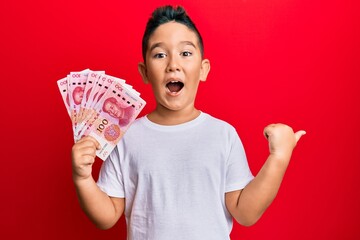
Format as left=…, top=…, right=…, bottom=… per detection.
left=166, top=81, right=184, bottom=93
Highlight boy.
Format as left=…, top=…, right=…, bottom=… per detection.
left=71, top=5, right=305, bottom=239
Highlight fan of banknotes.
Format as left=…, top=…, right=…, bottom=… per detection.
left=57, top=69, right=146, bottom=160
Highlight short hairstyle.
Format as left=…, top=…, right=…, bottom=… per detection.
left=141, top=5, right=204, bottom=61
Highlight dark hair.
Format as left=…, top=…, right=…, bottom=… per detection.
left=141, top=5, right=204, bottom=61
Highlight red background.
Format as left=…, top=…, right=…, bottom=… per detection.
left=2, top=0, right=359, bottom=239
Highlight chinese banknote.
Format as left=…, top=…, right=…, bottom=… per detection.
left=57, top=69, right=146, bottom=160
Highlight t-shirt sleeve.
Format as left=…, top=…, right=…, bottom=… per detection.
left=96, top=146, right=125, bottom=198
left=225, top=128, right=254, bottom=192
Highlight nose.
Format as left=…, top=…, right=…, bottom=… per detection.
left=166, top=55, right=180, bottom=72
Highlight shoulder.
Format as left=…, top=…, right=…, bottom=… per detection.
left=199, top=112, right=241, bottom=144
left=202, top=112, right=237, bottom=132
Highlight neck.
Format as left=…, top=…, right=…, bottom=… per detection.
left=147, top=105, right=201, bottom=125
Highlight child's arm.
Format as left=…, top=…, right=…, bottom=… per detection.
left=225, top=124, right=306, bottom=226
left=72, top=136, right=124, bottom=229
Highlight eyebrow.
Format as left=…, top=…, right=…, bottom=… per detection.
left=149, top=41, right=197, bottom=52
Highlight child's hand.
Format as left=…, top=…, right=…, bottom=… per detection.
left=71, top=136, right=100, bottom=182
left=264, top=124, right=306, bottom=160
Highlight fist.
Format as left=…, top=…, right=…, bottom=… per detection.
left=71, top=136, right=100, bottom=181
left=264, top=123, right=306, bottom=159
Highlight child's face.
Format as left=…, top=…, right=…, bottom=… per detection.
left=139, top=21, right=210, bottom=113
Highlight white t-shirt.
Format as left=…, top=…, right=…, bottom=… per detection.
left=97, top=112, right=254, bottom=240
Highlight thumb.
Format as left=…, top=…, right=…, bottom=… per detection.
left=95, top=140, right=101, bottom=150
left=294, top=130, right=306, bottom=143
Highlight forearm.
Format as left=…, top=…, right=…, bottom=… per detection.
left=73, top=177, right=121, bottom=229
left=235, top=153, right=291, bottom=225
left=227, top=124, right=305, bottom=226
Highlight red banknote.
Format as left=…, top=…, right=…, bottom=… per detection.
left=57, top=69, right=146, bottom=160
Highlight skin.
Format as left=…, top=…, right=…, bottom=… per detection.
left=225, top=124, right=305, bottom=226
left=138, top=22, right=210, bottom=125
left=72, top=136, right=124, bottom=229
left=71, top=21, right=305, bottom=230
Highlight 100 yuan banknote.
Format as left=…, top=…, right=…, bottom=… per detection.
left=85, top=79, right=146, bottom=160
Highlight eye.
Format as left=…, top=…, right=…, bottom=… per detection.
left=153, top=53, right=167, bottom=58
left=181, top=51, right=192, bottom=57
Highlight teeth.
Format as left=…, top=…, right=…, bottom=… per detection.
left=166, top=80, right=184, bottom=93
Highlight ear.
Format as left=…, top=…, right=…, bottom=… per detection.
left=199, top=59, right=211, bottom=82
left=138, top=62, right=149, bottom=84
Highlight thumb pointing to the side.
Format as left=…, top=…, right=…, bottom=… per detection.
left=294, top=130, right=306, bottom=143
